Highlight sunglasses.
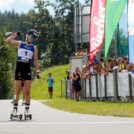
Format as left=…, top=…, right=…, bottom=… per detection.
left=29, top=34, right=36, bottom=39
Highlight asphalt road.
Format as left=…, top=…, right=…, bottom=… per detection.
left=0, top=99, right=134, bottom=134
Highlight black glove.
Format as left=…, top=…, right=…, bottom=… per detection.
left=16, top=31, right=21, bottom=36
left=37, top=74, right=41, bottom=79
left=36, top=70, right=41, bottom=79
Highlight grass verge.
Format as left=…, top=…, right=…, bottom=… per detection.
left=43, top=98, right=134, bottom=118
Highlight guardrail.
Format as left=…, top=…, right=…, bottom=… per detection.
left=62, top=70, right=134, bottom=102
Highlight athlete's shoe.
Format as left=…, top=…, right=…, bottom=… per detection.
left=12, top=111, right=18, bottom=116
left=12, top=107, right=18, bottom=116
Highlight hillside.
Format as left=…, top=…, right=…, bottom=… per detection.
left=31, top=64, right=70, bottom=99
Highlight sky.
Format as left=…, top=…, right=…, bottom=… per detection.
left=0, top=0, right=85, bottom=15
left=0, top=0, right=35, bottom=14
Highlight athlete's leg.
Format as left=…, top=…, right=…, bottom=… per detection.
left=23, top=80, right=32, bottom=118
left=14, top=80, right=22, bottom=104
left=11, top=80, right=22, bottom=116
left=22, top=86, right=25, bottom=103
left=24, top=80, right=31, bottom=104
left=21, top=81, right=25, bottom=102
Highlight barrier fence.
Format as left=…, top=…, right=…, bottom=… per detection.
left=61, top=70, right=134, bottom=102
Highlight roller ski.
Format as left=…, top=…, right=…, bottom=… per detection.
left=24, top=104, right=32, bottom=120
left=10, top=106, right=23, bottom=120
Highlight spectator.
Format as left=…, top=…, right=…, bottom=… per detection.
left=66, top=70, right=71, bottom=98
left=88, top=62, right=95, bottom=78
left=117, top=57, right=125, bottom=72
left=98, top=58, right=105, bottom=68
left=93, top=62, right=101, bottom=75
left=107, top=59, right=114, bottom=72
left=47, top=73, right=54, bottom=99
left=100, top=64, right=108, bottom=76
left=93, top=55, right=98, bottom=63
left=123, top=57, right=129, bottom=70
left=66, top=70, right=71, bottom=80
left=127, top=63, right=133, bottom=71
left=81, top=65, right=89, bottom=79
left=112, top=60, right=118, bottom=70
left=71, top=71, right=76, bottom=99
left=72, top=67, right=81, bottom=101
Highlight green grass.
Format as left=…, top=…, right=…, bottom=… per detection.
left=31, top=64, right=134, bottom=118
left=44, top=98, right=134, bottom=118
left=31, top=64, right=70, bottom=99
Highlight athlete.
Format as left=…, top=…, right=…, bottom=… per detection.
left=6, top=29, right=40, bottom=119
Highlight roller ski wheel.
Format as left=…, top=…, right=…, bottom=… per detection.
left=10, top=113, right=23, bottom=120
left=19, top=114, right=23, bottom=120
left=10, top=114, right=13, bottom=120
left=24, top=114, right=32, bottom=120
left=29, top=114, right=32, bottom=120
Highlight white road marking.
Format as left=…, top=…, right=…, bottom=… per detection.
left=0, top=121, right=134, bottom=125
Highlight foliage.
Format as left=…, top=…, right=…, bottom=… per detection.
left=0, top=0, right=78, bottom=69
left=51, top=0, right=76, bottom=65
left=106, top=28, right=128, bottom=60
left=117, top=29, right=128, bottom=57
left=0, top=25, right=16, bottom=99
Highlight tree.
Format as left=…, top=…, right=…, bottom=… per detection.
left=0, top=25, right=16, bottom=98
left=0, top=0, right=79, bottom=68
left=49, top=0, right=77, bottom=65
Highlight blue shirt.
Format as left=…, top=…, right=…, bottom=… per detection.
left=47, top=77, right=54, bottom=87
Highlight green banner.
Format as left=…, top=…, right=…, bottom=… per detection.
left=104, top=0, right=127, bottom=59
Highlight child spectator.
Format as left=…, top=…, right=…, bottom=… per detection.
left=47, top=73, right=54, bottom=99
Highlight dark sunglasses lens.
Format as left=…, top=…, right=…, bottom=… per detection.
left=29, top=34, right=36, bottom=39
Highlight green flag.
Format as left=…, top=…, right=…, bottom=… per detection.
left=104, top=0, right=127, bottom=59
